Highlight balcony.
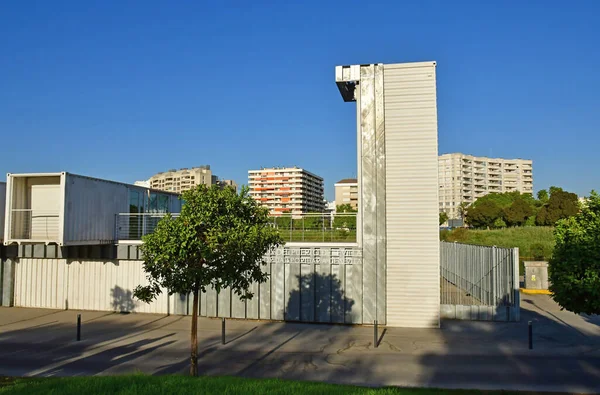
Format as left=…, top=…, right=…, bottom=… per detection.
left=116, top=213, right=181, bottom=241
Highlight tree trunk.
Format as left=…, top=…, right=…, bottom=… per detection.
left=190, top=288, right=199, bottom=376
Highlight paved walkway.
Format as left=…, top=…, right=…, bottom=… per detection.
left=1, top=294, right=599, bottom=393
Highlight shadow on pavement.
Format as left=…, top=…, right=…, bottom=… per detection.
left=414, top=294, right=600, bottom=393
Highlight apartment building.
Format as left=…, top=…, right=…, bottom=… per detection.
left=133, top=180, right=150, bottom=188
left=216, top=179, right=238, bottom=191
left=334, top=178, right=358, bottom=210
left=248, top=167, right=324, bottom=215
left=148, top=166, right=215, bottom=193
left=439, top=153, right=533, bottom=219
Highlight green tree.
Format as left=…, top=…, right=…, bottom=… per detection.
left=536, top=190, right=579, bottom=226
left=525, top=215, right=536, bottom=227
left=333, top=213, right=356, bottom=230
left=470, top=192, right=521, bottom=210
left=549, top=186, right=564, bottom=196
left=336, top=204, right=357, bottom=213
left=503, top=197, right=534, bottom=227
left=133, top=185, right=282, bottom=376
left=493, top=218, right=507, bottom=228
left=439, top=212, right=449, bottom=225
left=549, top=191, right=600, bottom=314
left=465, top=200, right=502, bottom=229
left=458, top=202, right=469, bottom=219
left=537, top=189, right=549, bottom=204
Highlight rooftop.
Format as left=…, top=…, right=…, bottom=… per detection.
left=335, top=178, right=357, bottom=185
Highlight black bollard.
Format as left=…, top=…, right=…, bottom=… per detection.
left=374, top=320, right=378, bottom=348
left=77, top=314, right=81, bottom=341
left=528, top=321, right=533, bottom=350
left=222, top=317, right=226, bottom=345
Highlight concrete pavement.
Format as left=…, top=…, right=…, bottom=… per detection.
left=0, top=294, right=599, bottom=393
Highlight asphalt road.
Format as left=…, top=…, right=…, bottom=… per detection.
left=0, top=294, right=599, bottom=393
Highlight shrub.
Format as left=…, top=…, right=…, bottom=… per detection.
left=530, top=243, right=547, bottom=261
left=549, top=191, right=600, bottom=315
left=493, top=218, right=507, bottom=229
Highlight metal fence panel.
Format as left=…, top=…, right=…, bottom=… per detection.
left=440, top=241, right=519, bottom=322
left=183, top=245, right=365, bottom=324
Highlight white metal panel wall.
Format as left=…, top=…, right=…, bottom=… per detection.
left=63, top=174, right=130, bottom=245
left=14, top=258, right=68, bottom=309
left=14, top=258, right=171, bottom=313
left=0, top=182, right=5, bottom=241
left=384, top=62, right=440, bottom=328
left=67, top=260, right=171, bottom=314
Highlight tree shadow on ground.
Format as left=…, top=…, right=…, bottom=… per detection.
left=155, top=272, right=361, bottom=376
left=413, top=295, right=600, bottom=393
left=7, top=286, right=599, bottom=391
left=0, top=312, right=195, bottom=377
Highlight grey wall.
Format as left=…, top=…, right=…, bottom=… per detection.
left=0, top=245, right=16, bottom=307
left=175, top=245, right=365, bottom=324
left=8, top=243, right=366, bottom=324
left=336, top=64, right=387, bottom=325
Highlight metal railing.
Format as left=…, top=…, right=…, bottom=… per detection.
left=10, top=209, right=60, bottom=240
left=115, top=212, right=357, bottom=243
left=440, top=241, right=518, bottom=307
left=270, top=212, right=357, bottom=243
left=115, top=213, right=180, bottom=241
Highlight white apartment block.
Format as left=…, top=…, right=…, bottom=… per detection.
left=149, top=166, right=215, bottom=193
left=439, top=153, right=533, bottom=219
left=334, top=178, right=358, bottom=210
left=248, top=167, right=324, bottom=215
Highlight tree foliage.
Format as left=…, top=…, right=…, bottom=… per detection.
left=536, top=190, right=579, bottom=226
left=439, top=212, right=449, bottom=225
left=549, top=191, right=600, bottom=315
left=133, top=185, right=282, bottom=376
left=465, top=200, right=502, bottom=229
left=537, top=189, right=549, bottom=204
left=549, top=186, right=563, bottom=196
left=464, top=188, right=578, bottom=229
left=503, top=197, right=534, bottom=227
left=458, top=202, right=469, bottom=219
left=470, top=191, right=535, bottom=211
left=336, top=204, right=357, bottom=213
left=493, top=218, right=507, bottom=228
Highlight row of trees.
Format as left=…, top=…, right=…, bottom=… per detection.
left=461, top=187, right=579, bottom=229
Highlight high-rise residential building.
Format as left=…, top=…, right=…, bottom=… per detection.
left=334, top=178, right=358, bottom=210
left=148, top=166, right=213, bottom=193
left=248, top=167, right=324, bottom=215
left=439, top=153, right=533, bottom=219
left=217, top=179, right=238, bottom=191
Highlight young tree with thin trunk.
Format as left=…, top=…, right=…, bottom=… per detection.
left=133, top=185, right=282, bottom=376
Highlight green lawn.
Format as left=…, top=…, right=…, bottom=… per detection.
left=440, top=226, right=555, bottom=263
left=0, top=375, right=546, bottom=394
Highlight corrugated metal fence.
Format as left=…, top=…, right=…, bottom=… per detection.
left=440, top=241, right=520, bottom=322
left=10, top=245, right=366, bottom=324
left=177, top=245, right=365, bottom=324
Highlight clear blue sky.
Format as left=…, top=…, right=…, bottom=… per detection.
left=1, top=1, right=598, bottom=200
